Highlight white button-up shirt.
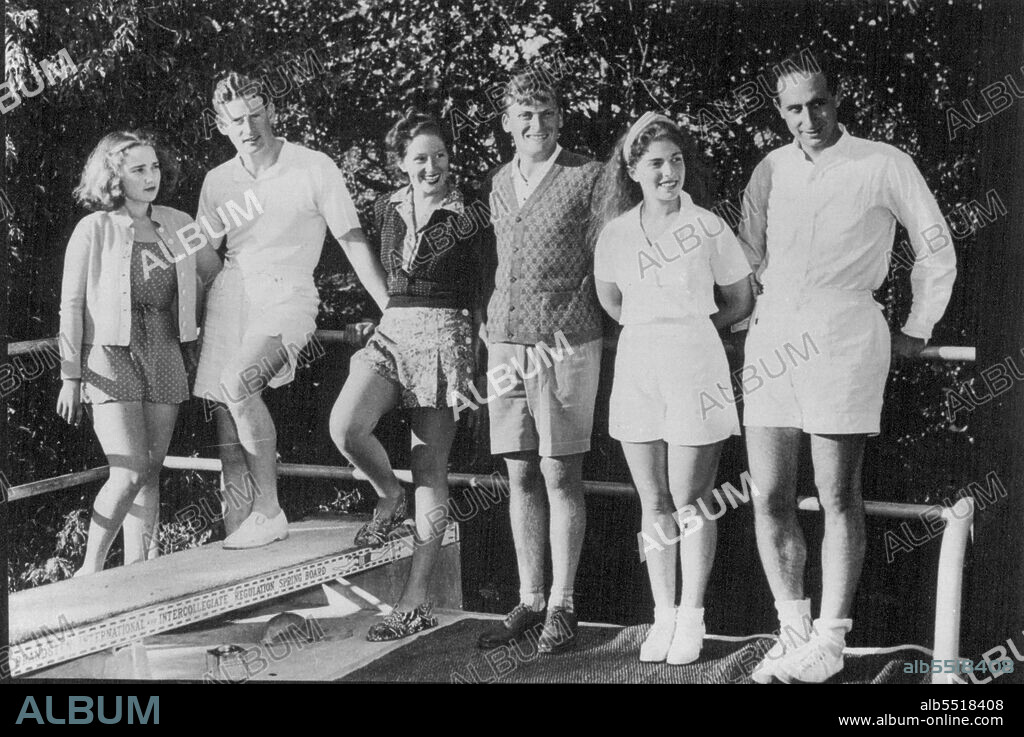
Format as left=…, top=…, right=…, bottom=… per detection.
left=512, top=144, right=563, bottom=207
left=738, top=128, right=956, bottom=340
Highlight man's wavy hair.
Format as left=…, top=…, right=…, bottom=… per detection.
left=73, top=130, right=180, bottom=212
left=588, top=118, right=711, bottom=248
left=212, top=71, right=267, bottom=112
left=500, top=67, right=561, bottom=112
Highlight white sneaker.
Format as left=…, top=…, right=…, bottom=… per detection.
left=751, top=617, right=816, bottom=683
left=639, top=608, right=676, bottom=662
left=224, top=510, right=289, bottom=550
left=751, top=638, right=787, bottom=683
left=773, top=634, right=845, bottom=683
left=666, top=607, right=705, bottom=665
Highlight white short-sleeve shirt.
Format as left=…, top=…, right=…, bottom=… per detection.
left=196, top=138, right=360, bottom=275
left=594, top=194, right=751, bottom=325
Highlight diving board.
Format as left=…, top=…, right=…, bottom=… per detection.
left=7, top=517, right=458, bottom=677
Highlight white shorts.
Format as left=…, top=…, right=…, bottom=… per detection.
left=742, top=289, right=891, bottom=435
left=610, top=318, right=739, bottom=446
left=194, top=263, right=319, bottom=404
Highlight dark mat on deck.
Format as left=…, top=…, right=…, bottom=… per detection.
left=340, top=618, right=930, bottom=683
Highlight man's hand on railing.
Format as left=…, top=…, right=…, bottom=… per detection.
left=56, top=379, right=83, bottom=426
left=343, top=321, right=377, bottom=347
left=892, top=331, right=927, bottom=360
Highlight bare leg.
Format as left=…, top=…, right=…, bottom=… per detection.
left=122, top=402, right=179, bottom=563
left=747, top=426, right=805, bottom=601
left=540, top=453, right=586, bottom=607
left=504, top=452, right=547, bottom=604
left=78, top=402, right=150, bottom=575
left=668, top=442, right=723, bottom=609
left=810, top=433, right=867, bottom=620
left=328, top=361, right=403, bottom=518
left=396, top=408, right=457, bottom=609
left=215, top=407, right=253, bottom=535
left=621, top=441, right=676, bottom=608
left=218, top=334, right=293, bottom=519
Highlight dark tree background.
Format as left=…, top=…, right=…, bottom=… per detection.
left=3, top=0, right=1006, bottom=659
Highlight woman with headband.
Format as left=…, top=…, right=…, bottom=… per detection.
left=590, top=113, right=754, bottom=663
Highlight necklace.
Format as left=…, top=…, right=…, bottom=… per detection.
left=639, top=202, right=677, bottom=247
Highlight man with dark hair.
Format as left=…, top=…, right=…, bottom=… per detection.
left=737, top=61, right=956, bottom=682
left=476, top=68, right=603, bottom=653
left=193, top=72, right=388, bottom=548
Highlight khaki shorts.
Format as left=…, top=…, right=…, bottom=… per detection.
left=486, top=338, right=602, bottom=457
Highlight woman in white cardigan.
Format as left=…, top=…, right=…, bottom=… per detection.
left=57, top=130, right=220, bottom=575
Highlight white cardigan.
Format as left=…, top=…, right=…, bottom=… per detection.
left=58, top=204, right=212, bottom=380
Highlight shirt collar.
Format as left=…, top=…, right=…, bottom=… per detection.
left=790, top=124, right=851, bottom=162
left=389, top=183, right=466, bottom=219
left=112, top=203, right=162, bottom=228
left=513, top=143, right=563, bottom=184
left=631, top=191, right=698, bottom=224
left=232, top=137, right=289, bottom=180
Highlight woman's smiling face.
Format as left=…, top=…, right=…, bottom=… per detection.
left=400, top=133, right=449, bottom=196
left=629, top=138, right=685, bottom=205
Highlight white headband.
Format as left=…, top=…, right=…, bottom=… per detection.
left=622, top=112, right=675, bottom=163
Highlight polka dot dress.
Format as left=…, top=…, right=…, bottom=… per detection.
left=80, top=240, right=189, bottom=405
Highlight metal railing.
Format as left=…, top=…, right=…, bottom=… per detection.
left=4, top=330, right=979, bottom=683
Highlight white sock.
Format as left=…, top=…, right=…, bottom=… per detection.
left=548, top=588, right=574, bottom=612
left=814, top=617, right=852, bottom=650
left=519, top=590, right=545, bottom=613
left=654, top=605, right=677, bottom=623
left=775, top=598, right=813, bottom=650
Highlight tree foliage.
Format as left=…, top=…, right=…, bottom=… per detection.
left=4, top=0, right=988, bottom=587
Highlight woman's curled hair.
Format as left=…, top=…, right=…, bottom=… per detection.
left=588, top=118, right=711, bottom=248
left=384, top=107, right=448, bottom=177
left=74, top=130, right=181, bottom=212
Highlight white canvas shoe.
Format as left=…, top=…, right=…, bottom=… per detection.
left=666, top=607, right=705, bottom=665
left=753, top=614, right=815, bottom=683
left=223, top=510, right=289, bottom=550
left=751, top=637, right=788, bottom=683
left=639, top=607, right=677, bottom=662
left=773, top=633, right=845, bottom=683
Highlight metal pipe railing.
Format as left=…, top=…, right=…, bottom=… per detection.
left=6, top=454, right=975, bottom=684
left=6, top=332, right=977, bottom=362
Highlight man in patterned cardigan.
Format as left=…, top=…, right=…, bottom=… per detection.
left=476, top=69, right=603, bottom=653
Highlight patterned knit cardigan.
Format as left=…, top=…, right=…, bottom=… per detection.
left=480, top=149, right=603, bottom=346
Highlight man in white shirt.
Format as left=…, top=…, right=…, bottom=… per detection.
left=194, top=72, right=388, bottom=549
left=737, top=57, right=956, bottom=683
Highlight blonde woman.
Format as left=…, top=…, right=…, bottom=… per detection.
left=57, top=130, right=219, bottom=575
